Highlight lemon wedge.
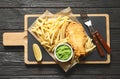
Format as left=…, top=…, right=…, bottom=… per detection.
left=33, top=43, right=42, bottom=62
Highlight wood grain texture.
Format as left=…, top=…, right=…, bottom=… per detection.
left=0, top=0, right=120, bottom=8
left=0, top=0, right=120, bottom=78
left=0, top=8, right=120, bottom=30
left=0, top=76, right=120, bottom=79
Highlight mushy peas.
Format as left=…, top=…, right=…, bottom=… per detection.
left=56, top=44, right=72, bottom=61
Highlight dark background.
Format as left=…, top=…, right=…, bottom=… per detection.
left=0, top=0, right=120, bottom=79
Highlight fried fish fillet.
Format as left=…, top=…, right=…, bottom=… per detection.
left=65, top=22, right=88, bottom=57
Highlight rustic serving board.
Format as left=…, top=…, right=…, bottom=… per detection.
left=3, top=14, right=110, bottom=64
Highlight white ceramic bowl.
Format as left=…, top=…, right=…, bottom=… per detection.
left=54, top=43, right=73, bottom=62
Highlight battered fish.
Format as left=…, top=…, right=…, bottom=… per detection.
left=65, top=22, right=87, bottom=57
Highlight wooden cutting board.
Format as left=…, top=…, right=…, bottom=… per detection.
left=3, top=14, right=110, bottom=64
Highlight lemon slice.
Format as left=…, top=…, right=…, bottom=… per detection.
left=33, top=43, right=42, bottom=61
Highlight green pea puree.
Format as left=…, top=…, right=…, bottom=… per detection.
left=56, top=45, right=71, bottom=60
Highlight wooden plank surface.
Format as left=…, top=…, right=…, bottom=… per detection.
left=0, top=0, right=120, bottom=8
left=0, top=8, right=120, bottom=30
left=0, top=0, right=120, bottom=78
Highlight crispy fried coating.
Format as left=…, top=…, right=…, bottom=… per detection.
left=65, top=22, right=87, bottom=57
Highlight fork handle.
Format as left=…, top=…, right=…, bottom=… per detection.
left=95, top=31, right=112, bottom=53
left=92, top=34, right=105, bottom=57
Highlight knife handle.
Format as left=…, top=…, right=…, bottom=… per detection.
left=95, top=31, right=112, bottom=53
left=92, top=34, right=105, bottom=57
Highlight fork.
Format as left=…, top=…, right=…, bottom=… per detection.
left=80, top=11, right=111, bottom=57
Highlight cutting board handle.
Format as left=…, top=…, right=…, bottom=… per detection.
left=3, top=31, right=27, bottom=46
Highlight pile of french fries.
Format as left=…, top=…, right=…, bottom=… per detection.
left=31, top=16, right=72, bottom=52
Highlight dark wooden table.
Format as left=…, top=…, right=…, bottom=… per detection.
left=0, top=0, right=120, bottom=79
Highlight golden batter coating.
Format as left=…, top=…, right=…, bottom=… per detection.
left=65, top=22, right=87, bottom=57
